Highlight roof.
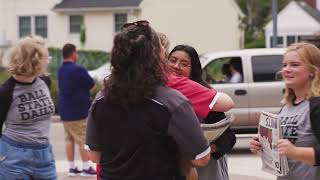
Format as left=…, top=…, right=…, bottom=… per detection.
left=264, top=1, right=320, bottom=34
left=297, top=1, right=320, bottom=23
left=53, top=0, right=143, bottom=11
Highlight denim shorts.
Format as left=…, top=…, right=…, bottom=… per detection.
left=0, top=136, right=57, bottom=180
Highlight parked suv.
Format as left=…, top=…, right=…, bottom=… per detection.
left=201, top=48, right=286, bottom=133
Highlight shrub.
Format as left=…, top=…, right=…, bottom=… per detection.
left=0, top=70, right=10, bottom=84
left=47, top=47, right=109, bottom=114
left=48, top=47, right=110, bottom=75
left=80, top=24, right=86, bottom=46
left=50, top=73, right=104, bottom=114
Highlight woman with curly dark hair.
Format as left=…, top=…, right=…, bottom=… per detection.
left=103, top=21, right=166, bottom=107
left=85, top=21, right=211, bottom=180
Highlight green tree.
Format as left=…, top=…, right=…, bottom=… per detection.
left=235, top=0, right=291, bottom=48
left=80, top=24, right=86, bottom=46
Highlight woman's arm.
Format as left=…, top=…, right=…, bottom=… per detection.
left=310, top=97, right=320, bottom=165
left=211, top=92, right=234, bottom=112
left=211, top=127, right=236, bottom=159
left=204, top=112, right=236, bottom=159
left=191, top=153, right=210, bottom=166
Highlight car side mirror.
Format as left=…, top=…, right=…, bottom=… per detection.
left=275, top=71, right=283, bottom=81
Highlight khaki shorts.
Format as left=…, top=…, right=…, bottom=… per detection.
left=63, top=119, right=87, bottom=145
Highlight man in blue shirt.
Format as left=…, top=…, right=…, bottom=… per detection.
left=58, top=43, right=96, bottom=177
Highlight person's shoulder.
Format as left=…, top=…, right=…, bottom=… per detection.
left=0, top=77, right=15, bottom=98
left=167, top=73, right=189, bottom=86
left=38, top=76, right=51, bottom=89
left=73, top=63, right=86, bottom=70
left=310, top=96, right=320, bottom=102
left=157, top=86, right=187, bottom=99
left=167, top=73, right=207, bottom=90
left=153, top=86, right=189, bottom=111
left=310, top=96, right=320, bottom=110
left=93, top=91, right=104, bottom=104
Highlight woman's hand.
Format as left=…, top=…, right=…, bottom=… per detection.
left=210, top=143, right=218, bottom=153
left=277, top=139, right=297, bottom=158
left=250, top=136, right=262, bottom=154
left=277, top=139, right=316, bottom=165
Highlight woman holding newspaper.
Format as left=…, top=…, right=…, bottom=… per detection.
left=168, top=44, right=236, bottom=180
left=250, top=42, right=320, bottom=180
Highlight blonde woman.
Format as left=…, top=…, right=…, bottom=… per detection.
left=0, top=36, right=57, bottom=179
left=250, top=42, right=320, bottom=180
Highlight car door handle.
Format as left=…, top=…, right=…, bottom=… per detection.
left=234, top=89, right=247, bottom=96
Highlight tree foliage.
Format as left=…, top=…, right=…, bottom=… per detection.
left=235, top=0, right=291, bottom=48
left=80, top=24, right=86, bottom=46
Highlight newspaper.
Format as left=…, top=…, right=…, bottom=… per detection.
left=201, top=114, right=234, bottom=142
left=258, top=111, right=289, bottom=176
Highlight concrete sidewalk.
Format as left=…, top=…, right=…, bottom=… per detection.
left=58, top=173, right=95, bottom=180
left=56, top=173, right=272, bottom=180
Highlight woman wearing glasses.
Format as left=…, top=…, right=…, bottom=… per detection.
left=86, top=21, right=213, bottom=180
left=0, top=36, right=57, bottom=179
left=168, top=45, right=236, bottom=180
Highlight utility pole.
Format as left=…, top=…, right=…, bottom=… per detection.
left=272, top=0, right=278, bottom=48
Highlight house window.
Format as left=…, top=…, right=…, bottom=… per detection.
left=114, top=13, right=127, bottom=32
left=297, top=36, right=302, bottom=42
left=19, top=16, right=47, bottom=38
left=286, top=36, right=295, bottom=46
left=35, top=16, right=47, bottom=38
left=70, top=15, right=83, bottom=33
left=270, top=36, right=283, bottom=47
left=19, top=16, right=31, bottom=37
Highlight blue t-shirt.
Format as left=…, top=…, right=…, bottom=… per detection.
left=58, top=61, right=95, bottom=121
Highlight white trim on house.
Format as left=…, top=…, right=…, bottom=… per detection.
left=265, top=1, right=320, bottom=48
left=53, top=7, right=141, bottom=13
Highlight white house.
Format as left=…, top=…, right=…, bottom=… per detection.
left=265, top=0, right=320, bottom=48
left=0, top=0, right=244, bottom=57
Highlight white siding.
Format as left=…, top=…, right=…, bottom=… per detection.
left=0, top=0, right=243, bottom=54
left=139, top=0, right=244, bottom=54
left=265, top=1, right=320, bottom=47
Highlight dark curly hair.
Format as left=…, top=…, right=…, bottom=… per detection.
left=104, top=22, right=166, bottom=107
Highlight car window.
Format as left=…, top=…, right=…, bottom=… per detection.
left=251, top=55, right=283, bottom=82
left=202, top=56, right=243, bottom=84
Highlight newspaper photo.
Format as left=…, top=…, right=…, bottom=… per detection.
left=258, top=111, right=289, bottom=176
left=201, top=114, right=234, bottom=142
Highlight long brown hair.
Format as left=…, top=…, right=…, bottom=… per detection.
left=104, top=21, right=166, bottom=107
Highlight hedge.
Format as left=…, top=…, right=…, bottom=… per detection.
left=48, top=47, right=110, bottom=74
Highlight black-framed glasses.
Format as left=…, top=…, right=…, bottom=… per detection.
left=121, top=20, right=149, bottom=31
left=167, top=57, right=191, bottom=68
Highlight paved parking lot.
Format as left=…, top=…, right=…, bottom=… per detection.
left=51, top=123, right=275, bottom=180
